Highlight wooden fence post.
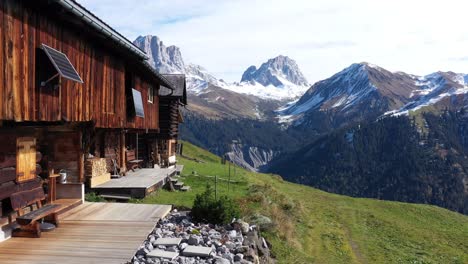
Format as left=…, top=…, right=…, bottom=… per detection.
left=215, top=175, right=218, bottom=200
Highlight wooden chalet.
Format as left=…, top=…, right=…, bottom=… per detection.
left=157, top=74, right=187, bottom=167
left=0, top=0, right=180, bottom=242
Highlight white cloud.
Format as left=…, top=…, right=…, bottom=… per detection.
left=78, top=0, right=468, bottom=83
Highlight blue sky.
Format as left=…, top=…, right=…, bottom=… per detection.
left=78, top=0, right=468, bottom=83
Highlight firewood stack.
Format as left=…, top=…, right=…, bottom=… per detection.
left=85, top=158, right=110, bottom=188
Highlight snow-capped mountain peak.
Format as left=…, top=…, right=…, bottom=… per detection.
left=241, top=55, right=309, bottom=87
left=185, top=63, right=228, bottom=93
left=227, top=55, right=310, bottom=100
left=134, top=35, right=309, bottom=100
left=279, top=62, right=380, bottom=119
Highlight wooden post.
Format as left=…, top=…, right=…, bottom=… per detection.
left=136, top=133, right=139, bottom=160
left=57, top=77, right=62, bottom=121
left=48, top=169, right=60, bottom=203
left=215, top=175, right=218, bottom=200
left=228, top=164, right=231, bottom=192
left=120, top=131, right=126, bottom=172
left=78, top=131, right=84, bottom=183
left=166, top=140, right=169, bottom=165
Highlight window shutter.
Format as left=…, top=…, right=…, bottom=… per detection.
left=16, top=137, right=37, bottom=183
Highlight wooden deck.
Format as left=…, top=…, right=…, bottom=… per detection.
left=0, top=202, right=172, bottom=264
left=92, top=167, right=176, bottom=198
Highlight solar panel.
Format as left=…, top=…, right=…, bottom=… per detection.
left=41, top=44, right=83, bottom=83
left=132, top=89, right=145, bottom=118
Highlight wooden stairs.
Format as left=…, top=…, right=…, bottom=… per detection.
left=170, top=176, right=190, bottom=192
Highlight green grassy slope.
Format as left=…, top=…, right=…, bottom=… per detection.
left=134, top=141, right=468, bottom=264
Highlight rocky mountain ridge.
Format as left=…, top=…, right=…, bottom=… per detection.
left=241, top=55, right=309, bottom=87
left=133, top=35, right=309, bottom=101
left=134, top=35, right=185, bottom=74
left=279, top=62, right=468, bottom=132
left=134, top=34, right=468, bottom=173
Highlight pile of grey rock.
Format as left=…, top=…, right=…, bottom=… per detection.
left=130, top=210, right=274, bottom=264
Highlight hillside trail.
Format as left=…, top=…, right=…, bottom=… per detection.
left=344, top=226, right=367, bottom=264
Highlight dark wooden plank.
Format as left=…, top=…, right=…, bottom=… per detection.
left=0, top=0, right=4, bottom=120
left=3, top=0, right=14, bottom=120
left=10, top=187, right=45, bottom=211
left=36, top=13, right=48, bottom=121
left=17, top=177, right=41, bottom=192
left=0, top=153, right=15, bottom=168
left=84, top=43, right=93, bottom=121
left=0, top=167, right=16, bottom=183
left=0, top=181, right=16, bottom=200
left=16, top=204, right=61, bottom=225
left=11, top=0, right=22, bottom=121
left=26, top=5, right=36, bottom=121
left=76, top=39, right=85, bottom=121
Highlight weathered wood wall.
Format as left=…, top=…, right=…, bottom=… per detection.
left=0, top=0, right=159, bottom=130
left=159, top=98, right=179, bottom=139
left=47, top=132, right=81, bottom=183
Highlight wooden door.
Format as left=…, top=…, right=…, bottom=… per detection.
left=16, top=137, right=37, bottom=183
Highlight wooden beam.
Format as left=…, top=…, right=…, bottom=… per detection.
left=78, top=131, right=84, bottom=183
left=120, top=131, right=126, bottom=172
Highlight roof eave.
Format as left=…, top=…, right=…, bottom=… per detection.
left=54, top=0, right=176, bottom=90
left=54, top=0, right=149, bottom=60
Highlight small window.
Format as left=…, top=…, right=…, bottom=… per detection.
left=132, top=89, right=145, bottom=118
left=148, top=86, right=154, bottom=103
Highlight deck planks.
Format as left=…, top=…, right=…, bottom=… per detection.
left=62, top=202, right=171, bottom=222
left=91, top=168, right=176, bottom=198
left=93, top=168, right=175, bottom=189
left=0, top=202, right=171, bottom=264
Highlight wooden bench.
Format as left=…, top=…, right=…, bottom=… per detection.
left=11, top=187, right=62, bottom=238
left=126, top=149, right=143, bottom=171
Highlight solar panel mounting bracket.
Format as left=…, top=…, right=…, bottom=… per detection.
left=40, top=73, right=60, bottom=88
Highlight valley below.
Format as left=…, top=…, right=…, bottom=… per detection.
left=141, top=141, right=468, bottom=264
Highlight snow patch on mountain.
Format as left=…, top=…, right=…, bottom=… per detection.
left=222, top=80, right=309, bottom=100
left=277, top=63, right=378, bottom=123
left=184, top=63, right=229, bottom=93
left=388, top=72, right=468, bottom=116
